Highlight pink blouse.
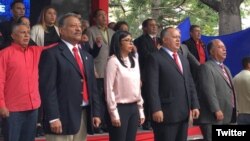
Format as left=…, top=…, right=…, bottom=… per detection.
left=105, top=55, right=144, bottom=120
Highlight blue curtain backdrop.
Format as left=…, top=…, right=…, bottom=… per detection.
left=178, top=17, right=250, bottom=76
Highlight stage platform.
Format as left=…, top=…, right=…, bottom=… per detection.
left=34, top=126, right=203, bottom=141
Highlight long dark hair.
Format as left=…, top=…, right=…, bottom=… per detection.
left=109, top=30, right=135, bottom=68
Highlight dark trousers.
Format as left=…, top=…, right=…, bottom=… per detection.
left=141, top=84, right=151, bottom=128
left=200, top=124, right=212, bottom=141
left=108, top=103, right=139, bottom=141
left=2, top=109, right=38, bottom=141
left=97, top=78, right=108, bottom=129
left=237, top=113, right=250, bottom=124
left=200, top=108, right=236, bottom=141
left=152, top=120, right=188, bottom=141
left=37, top=105, right=43, bottom=124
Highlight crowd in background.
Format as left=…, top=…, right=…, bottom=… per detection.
left=0, top=1, right=249, bottom=141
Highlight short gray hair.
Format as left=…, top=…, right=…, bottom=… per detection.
left=11, top=23, right=28, bottom=34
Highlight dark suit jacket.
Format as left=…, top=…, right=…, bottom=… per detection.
left=0, top=34, right=3, bottom=48
left=134, top=34, right=160, bottom=81
left=182, top=38, right=207, bottom=62
left=133, top=34, right=143, bottom=49
left=0, top=19, right=14, bottom=49
left=145, top=48, right=200, bottom=124
left=81, top=41, right=101, bottom=58
left=39, top=41, right=101, bottom=135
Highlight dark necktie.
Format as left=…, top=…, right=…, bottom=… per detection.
left=72, top=47, right=89, bottom=102
left=152, top=37, right=157, bottom=48
left=173, top=52, right=182, bottom=73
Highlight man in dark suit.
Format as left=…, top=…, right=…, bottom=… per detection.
left=194, top=39, right=236, bottom=141
left=134, top=18, right=160, bottom=130
left=39, top=13, right=102, bottom=141
left=135, top=18, right=160, bottom=74
left=80, top=30, right=102, bottom=59
left=133, top=20, right=147, bottom=48
left=145, top=27, right=200, bottom=141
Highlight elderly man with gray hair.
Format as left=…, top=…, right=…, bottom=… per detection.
left=194, top=39, right=236, bottom=141
left=0, top=22, right=56, bottom=141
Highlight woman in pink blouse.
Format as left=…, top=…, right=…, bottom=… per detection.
left=105, top=31, right=145, bottom=141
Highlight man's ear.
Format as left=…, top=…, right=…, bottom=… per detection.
left=209, top=48, right=214, bottom=56
left=189, top=31, right=193, bottom=36
left=247, top=63, right=250, bottom=69
left=59, top=28, right=63, bottom=35
left=162, top=37, right=167, bottom=44
left=11, top=33, right=15, bottom=40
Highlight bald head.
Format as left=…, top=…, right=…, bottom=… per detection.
left=160, top=27, right=181, bottom=52
left=207, top=39, right=227, bottom=62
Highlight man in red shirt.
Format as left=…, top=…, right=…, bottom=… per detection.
left=0, top=23, right=52, bottom=141
left=183, top=25, right=207, bottom=64
left=182, top=25, right=207, bottom=82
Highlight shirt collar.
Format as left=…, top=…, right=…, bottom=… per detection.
left=162, top=47, right=175, bottom=58
left=97, top=25, right=107, bottom=31
left=11, top=42, right=29, bottom=52
left=61, top=39, right=80, bottom=51
left=213, top=59, right=223, bottom=66
left=149, top=34, right=157, bottom=39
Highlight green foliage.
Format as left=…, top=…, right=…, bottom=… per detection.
left=241, top=1, right=250, bottom=18
left=186, top=0, right=218, bottom=35
left=109, top=0, right=249, bottom=37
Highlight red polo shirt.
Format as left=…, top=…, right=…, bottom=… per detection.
left=0, top=43, right=44, bottom=112
left=195, top=40, right=206, bottom=64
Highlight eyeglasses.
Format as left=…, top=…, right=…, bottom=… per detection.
left=121, top=39, right=133, bottom=44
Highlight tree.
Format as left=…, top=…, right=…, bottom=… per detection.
left=200, top=0, right=244, bottom=35
left=109, top=0, right=249, bottom=37
left=109, top=0, right=219, bottom=37
left=151, top=0, right=161, bottom=20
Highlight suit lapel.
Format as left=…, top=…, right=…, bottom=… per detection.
left=79, top=47, right=89, bottom=78
left=59, top=42, right=83, bottom=77
left=211, top=61, right=232, bottom=88
left=224, top=65, right=234, bottom=88
left=159, top=49, right=183, bottom=76
left=145, top=34, right=154, bottom=47
left=145, top=34, right=158, bottom=52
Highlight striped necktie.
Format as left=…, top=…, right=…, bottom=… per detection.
left=220, top=64, right=235, bottom=107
